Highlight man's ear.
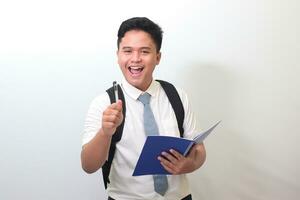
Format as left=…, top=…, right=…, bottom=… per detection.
left=156, top=52, right=161, bottom=65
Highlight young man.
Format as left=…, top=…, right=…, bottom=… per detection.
left=81, top=17, right=206, bottom=200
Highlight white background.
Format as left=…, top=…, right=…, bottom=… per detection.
left=0, top=0, right=299, bottom=199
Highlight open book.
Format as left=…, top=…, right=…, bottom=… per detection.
left=132, top=121, right=221, bottom=176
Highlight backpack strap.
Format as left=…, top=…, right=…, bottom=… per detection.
left=156, top=80, right=185, bottom=137
left=102, top=84, right=126, bottom=189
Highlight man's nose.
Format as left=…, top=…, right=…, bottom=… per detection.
left=131, top=51, right=141, bottom=62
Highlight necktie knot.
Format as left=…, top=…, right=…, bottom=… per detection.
left=138, top=93, right=151, bottom=105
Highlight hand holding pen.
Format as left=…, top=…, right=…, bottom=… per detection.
left=101, top=81, right=123, bottom=136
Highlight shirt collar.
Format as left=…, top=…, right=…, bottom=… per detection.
left=121, top=78, right=160, bottom=100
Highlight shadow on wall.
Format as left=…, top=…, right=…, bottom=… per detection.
left=176, top=63, right=256, bottom=199
left=176, top=63, right=235, bottom=123
left=175, top=63, right=297, bottom=199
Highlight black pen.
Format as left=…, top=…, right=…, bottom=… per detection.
left=113, top=81, right=119, bottom=102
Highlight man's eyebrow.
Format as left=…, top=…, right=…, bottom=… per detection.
left=121, top=46, right=132, bottom=50
left=140, top=47, right=151, bottom=50
left=121, top=46, right=152, bottom=50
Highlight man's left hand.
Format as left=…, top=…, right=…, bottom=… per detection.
left=158, top=143, right=206, bottom=175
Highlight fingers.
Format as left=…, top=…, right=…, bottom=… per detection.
left=160, top=162, right=174, bottom=174
left=159, top=155, right=180, bottom=175
left=158, top=149, right=184, bottom=175
left=102, top=113, right=123, bottom=126
left=161, top=149, right=183, bottom=163
left=103, top=100, right=123, bottom=119
left=102, top=100, right=123, bottom=135
left=110, top=100, right=122, bottom=111
left=159, top=145, right=203, bottom=174
left=169, top=149, right=184, bottom=160
left=103, top=108, right=121, bottom=117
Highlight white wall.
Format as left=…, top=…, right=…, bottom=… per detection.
left=0, top=0, right=299, bottom=199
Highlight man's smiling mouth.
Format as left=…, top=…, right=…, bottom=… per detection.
left=129, top=66, right=144, bottom=75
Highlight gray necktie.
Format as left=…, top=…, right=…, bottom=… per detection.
left=138, top=93, right=168, bottom=196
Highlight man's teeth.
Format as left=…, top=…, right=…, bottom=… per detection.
left=129, top=67, right=143, bottom=73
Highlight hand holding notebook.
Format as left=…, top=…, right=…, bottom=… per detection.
left=133, top=120, right=221, bottom=176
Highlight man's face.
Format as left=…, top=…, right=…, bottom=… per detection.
left=117, top=30, right=161, bottom=91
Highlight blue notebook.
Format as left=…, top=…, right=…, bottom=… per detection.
left=132, top=121, right=221, bottom=176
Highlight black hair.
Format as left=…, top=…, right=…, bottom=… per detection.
left=117, top=17, right=163, bottom=52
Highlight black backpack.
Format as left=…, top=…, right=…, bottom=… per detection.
left=102, top=80, right=185, bottom=189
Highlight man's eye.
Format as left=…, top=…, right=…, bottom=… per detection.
left=141, top=51, right=149, bottom=54
left=123, top=50, right=132, bottom=53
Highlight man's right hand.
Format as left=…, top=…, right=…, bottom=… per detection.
left=101, top=100, right=123, bottom=136
left=81, top=100, right=123, bottom=173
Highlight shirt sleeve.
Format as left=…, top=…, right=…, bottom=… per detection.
left=81, top=93, right=111, bottom=146
left=176, top=88, right=200, bottom=140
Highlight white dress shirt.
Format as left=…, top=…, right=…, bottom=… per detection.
left=82, top=79, right=199, bottom=200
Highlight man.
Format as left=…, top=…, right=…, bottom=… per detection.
left=81, top=17, right=206, bottom=200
